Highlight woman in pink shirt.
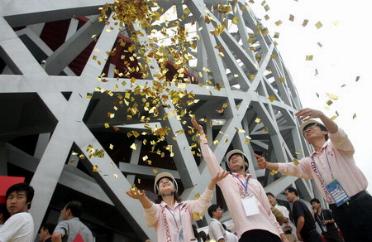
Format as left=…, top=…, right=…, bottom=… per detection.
left=127, top=171, right=227, bottom=242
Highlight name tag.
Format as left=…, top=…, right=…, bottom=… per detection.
left=241, top=196, right=260, bottom=217
left=326, top=179, right=349, bottom=207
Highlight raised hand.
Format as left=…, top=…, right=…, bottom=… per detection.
left=126, top=188, right=145, bottom=200
left=211, top=171, right=229, bottom=184
left=295, top=108, right=324, bottom=121
left=255, top=153, right=267, bottom=169
left=191, top=117, right=205, bottom=136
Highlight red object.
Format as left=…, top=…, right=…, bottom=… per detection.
left=73, top=233, right=85, bottom=242
left=0, top=176, right=25, bottom=204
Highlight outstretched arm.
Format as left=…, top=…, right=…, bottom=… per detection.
left=191, top=118, right=225, bottom=176
left=127, top=188, right=159, bottom=227
left=296, top=108, right=338, bottom=134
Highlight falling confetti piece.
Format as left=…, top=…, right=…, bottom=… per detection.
left=109, top=144, right=114, bottom=150
left=315, top=21, right=323, bottom=29
left=326, top=93, right=338, bottom=101
left=92, top=165, right=99, bottom=173
left=355, top=76, right=360, bottom=82
left=305, top=55, right=314, bottom=61
left=275, top=20, right=282, bottom=26
left=268, top=95, right=277, bottom=102
left=270, top=170, right=278, bottom=176
left=353, top=113, right=357, bottom=119
left=293, top=159, right=300, bottom=166
left=255, top=117, right=261, bottom=123
left=302, top=19, right=309, bottom=27
left=130, top=143, right=137, bottom=150
left=289, top=14, right=294, bottom=22
left=326, top=100, right=333, bottom=106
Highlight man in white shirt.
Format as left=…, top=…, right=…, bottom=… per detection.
left=0, top=183, right=35, bottom=242
left=208, top=204, right=238, bottom=242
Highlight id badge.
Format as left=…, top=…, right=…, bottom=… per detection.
left=326, top=179, right=349, bottom=207
left=241, top=195, right=259, bottom=217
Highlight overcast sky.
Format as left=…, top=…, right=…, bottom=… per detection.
left=250, top=0, right=372, bottom=192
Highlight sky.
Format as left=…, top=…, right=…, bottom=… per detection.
left=250, top=0, right=372, bottom=192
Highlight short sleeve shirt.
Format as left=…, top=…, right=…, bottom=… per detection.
left=54, top=218, right=94, bottom=242
left=0, top=212, right=34, bottom=242
left=291, top=200, right=316, bottom=236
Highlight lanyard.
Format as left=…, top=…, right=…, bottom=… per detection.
left=232, top=173, right=249, bottom=195
left=310, top=156, right=334, bottom=203
left=166, top=207, right=182, bottom=231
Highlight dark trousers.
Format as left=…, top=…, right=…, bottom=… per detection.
left=330, top=191, right=372, bottom=242
left=301, top=229, right=322, bottom=242
left=322, top=230, right=344, bottom=242
left=239, top=229, right=281, bottom=242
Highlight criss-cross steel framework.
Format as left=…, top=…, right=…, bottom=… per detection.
left=0, top=0, right=317, bottom=240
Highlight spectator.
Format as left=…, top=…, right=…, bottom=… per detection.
left=192, top=118, right=288, bottom=242
left=0, top=183, right=35, bottom=242
left=51, top=201, right=94, bottom=242
left=127, top=171, right=227, bottom=242
left=284, top=187, right=321, bottom=242
left=39, top=223, right=55, bottom=242
left=208, top=204, right=238, bottom=242
left=257, top=108, right=372, bottom=242
left=310, top=198, right=343, bottom=242
left=266, top=193, right=298, bottom=242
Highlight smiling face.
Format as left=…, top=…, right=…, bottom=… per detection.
left=6, top=191, right=29, bottom=215
left=157, top=177, right=176, bottom=196
left=228, top=153, right=246, bottom=172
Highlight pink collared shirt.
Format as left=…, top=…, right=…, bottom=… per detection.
left=277, top=128, right=368, bottom=203
left=199, top=136, right=283, bottom=239
left=144, top=188, right=213, bottom=242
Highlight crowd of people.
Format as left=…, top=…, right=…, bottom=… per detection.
left=0, top=183, right=94, bottom=242
left=1, top=107, right=371, bottom=242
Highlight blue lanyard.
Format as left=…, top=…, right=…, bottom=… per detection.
left=232, top=174, right=249, bottom=194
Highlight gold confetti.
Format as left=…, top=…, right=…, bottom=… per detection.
left=293, top=159, right=300, bottom=166
left=92, top=165, right=99, bottom=173
left=113, top=173, right=118, bottom=179
left=270, top=169, right=278, bottom=176
left=109, top=144, right=114, bottom=150
left=305, top=55, right=314, bottom=61
left=275, top=20, right=282, bottom=26
left=244, top=136, right=251, bottom=144
left=255, top=117, right=261, bottom=123
left=192, top=212, right=203, bottom=221
left=232, top=16, right=240, bottom=24
left=326, top=100, right=333, bottom=106
left=289, top=14, right=294, bottom=22
left=130, top=143, right=137, bottom=150
left=268, top=95, right=277, bottom=102
left=326, top=93, right=338, bottom=101
left=315, top=21, right=323, bottom=29
left=142, top=155, right=149, bottom=161
left=302, top=19, right=309, bottom=27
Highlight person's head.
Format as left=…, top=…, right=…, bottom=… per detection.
left=154, top=172, right=179, bottom=201
left=60, top=201, right=82, bottom=220
left=225, top=149, right=249, bottom=173
left=5, top=183, right=34, bottom=215
left=266, top=192, right=277, bottom=207
left=208, top=204, right=223, bottom=220
left=284, top=187, right=298, bottom=203
left=310, top=198, right=321, bottom=211
left=300, top=119, right=328, bottom=143
left=39, top=223, right=55, bottom=241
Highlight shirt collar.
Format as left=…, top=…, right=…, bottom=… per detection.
left=159, top=200, right=183, bottom=208
left=231, top=172, right=252, bottom=179
left=310, top=140, right=330, bottom=158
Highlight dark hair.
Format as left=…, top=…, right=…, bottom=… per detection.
left=0, top=204, right=10, bottom=221
left=310, top=198, right=321, bottom=204
left=285, top=187, right=298, bottom=196
left=65, top=201, right=82, bottom=218
left=208, top=204, right=220, bottom=217
left=266, top=192, right=275, bottom=198
left=41, top=223, right=55, bottom=234
left=303, top=123, right=329, bottom=140
left=6, top=183, right=34, bottom=209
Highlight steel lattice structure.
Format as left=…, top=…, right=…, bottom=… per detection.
left=0, top=0, right=318, bottom=241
